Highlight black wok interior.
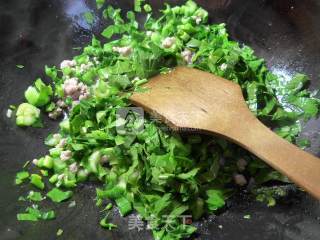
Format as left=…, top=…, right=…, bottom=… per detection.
left=0, top=0, right=319, bottom=239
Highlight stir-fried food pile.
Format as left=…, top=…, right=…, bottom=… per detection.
left=12, top=1, right=320, bottom=239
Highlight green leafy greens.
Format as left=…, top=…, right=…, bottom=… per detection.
left=17, top=205, right=55, bottom=221
left=15, top=171, right=30, bottom=185
left=30, top=174, right=45, bottom=190
left=27, top=191, right=44, bottom=202
left=24, top=78, right=53, bottom=107
left=47, top=188, right=73, bottom=203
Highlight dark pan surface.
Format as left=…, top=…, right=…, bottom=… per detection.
left=0, top=0, right=320, bottom=239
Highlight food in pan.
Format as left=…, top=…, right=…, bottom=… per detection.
left=12, top=1, right=320, bottom=239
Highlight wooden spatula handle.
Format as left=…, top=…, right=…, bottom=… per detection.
left=228, top=117, right=320, bottom=199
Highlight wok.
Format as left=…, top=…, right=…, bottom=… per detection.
left=0, top=0, right=319, bottom=239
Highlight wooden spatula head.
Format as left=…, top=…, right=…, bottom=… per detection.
left=131, top=66, right=251, bottom=137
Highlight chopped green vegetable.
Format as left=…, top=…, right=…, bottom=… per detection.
left=16, top=103, right=41, bottom=127
left=56, top=228, right=64, bottom=236
left=134, top=0, right=144, bottom=12
left=24, top=78, right=53, bottom=107
left=243, top=214, right=251, bottom=219
left=17, top=213, right=38, bottom=221
left=206, top=190, right=225, bottom=212
left=9, top=104, right=16, bottom=110
left=17, top=205, right=55, bottom=221
left=143, top=4, right=152, bottom=13
left=30, top=174, right=45, bottom=190
left=27, top=191, right=44, bottom=202
left=40, top=169, right=49, bottom=176
left=96, top=0, right=105, bottom=9
left=45, top=102, right=56, bottom=112
left=16, top=64, right=24, bottom=69
left=100, top=218, right=118, bottom=230
left=105, top=203, right=113, bottom=210
left=115, top=197, right=132, bottom=216
left=100, top=202, right=113, bottom=212
left=255, top=186, right=288, bottom=207
left=15, top=171, right=29, bottom=185
left=83, top=12, right=94, bottom=25
left=47, top=188, right=73, bottom=202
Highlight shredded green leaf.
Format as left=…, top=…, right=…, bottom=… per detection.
left=206, top=190, right=225, bottom=212
left=17, top=205, right=55, bottom=221
left=15, top=171, right=29, bottom=185
left=30, top=174, right=45, bottom=190
left=47, top=188, right=73, bottom=203
left=27, top=191, right=44, bottom=202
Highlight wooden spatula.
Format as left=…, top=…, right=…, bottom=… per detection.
left=130, top=66, right=320, bottom=200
